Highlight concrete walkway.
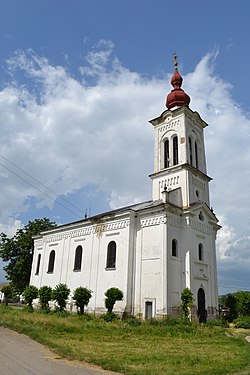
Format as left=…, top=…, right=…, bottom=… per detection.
left=0, top=327, right=119, bottom=375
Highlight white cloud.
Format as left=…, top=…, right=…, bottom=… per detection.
left=0, top=45, right=249, bottom=291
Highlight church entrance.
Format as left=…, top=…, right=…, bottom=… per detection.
left=145, top=301, right=153, bottom=319
left=197, top=288, right=206, bottom=323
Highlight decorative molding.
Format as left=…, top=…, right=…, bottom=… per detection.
left=141, top=215, right=165, bottom=227
left=106, top=232, right=120, bottom=237
left=43, top=220, right=129, bottom=244
left=74, top=238, right=86, bottom=242
left=158, top=119, right=180, bottom=134
left=159, top=175, right=180, bottom=189
left=192, top=176, right=206, bottom=190
left=169, top=216, right=183, bottom=228
left=190, top=219, right=212, bottom=234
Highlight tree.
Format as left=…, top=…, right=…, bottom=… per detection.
left=39, top=286, right=52, bottom=310
left=220, top=291, right=250, bottom=320
left=104, top=287, right=123, bottom=314
left=221, top=293, right=238, bottom=322
left=1, top=284, right=13, bottom=305
left=235, top=291, right=250, bottom=316
left=0, top=218, right=57, bottom=294
left=23, top=285, right=38, bottom=309
left=180, top=288, right=193, bottom=320
left=73, top=287, right=92, bottom=315
left=52, top=283, right=70, bottom=311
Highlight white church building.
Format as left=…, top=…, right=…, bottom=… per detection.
left=30, top=58, right=220, bottom=321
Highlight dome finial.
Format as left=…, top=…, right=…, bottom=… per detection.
left=173, top=53, right=178, bottom=70
left=166, top=54, right=191, bottom=110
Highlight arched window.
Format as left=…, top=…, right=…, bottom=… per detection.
left=189, top=137, right=193, bottom=165
left=195, top=141, right=199, bottom=168
left=172, top=239, right=178, bottom=257
left=74, top=245, right=83, bottom=271
left=173, top=136, right=178, bottom=165
left=35, top=254, right=41, bottom=275
left=106, top=241, right=116, bottom=269
left=47, top=250, right=55, bottom=273
left=164, top=139, right=170, bottom=168
left=198, top=243, right=204, bottom=261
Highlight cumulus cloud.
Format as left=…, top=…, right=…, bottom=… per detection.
left=0, top=44, right=249, bottom=292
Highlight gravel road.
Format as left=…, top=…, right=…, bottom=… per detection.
left=0, top=327, right=119, bottom=375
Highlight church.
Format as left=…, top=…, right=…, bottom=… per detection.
left=30, top=57, right=220, bottom=321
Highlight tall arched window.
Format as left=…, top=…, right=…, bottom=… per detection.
left=47, top=250, right=55, bottom=273
left=172, top=239, right=178, bottom=257
left=106, top=241, right=116, bottom=269
left=173, top=136, right=178, bottom=165
left=189, top=137, right=193, bottom=165
left=198, top=243, right=204, bottom=261
left=35, top=254, right=41, bottom=275
left=164, top=139, right=170, bottom=168
left=195, top=141, right=199, bottom=168
left=74, top=245, right=83, bottom=271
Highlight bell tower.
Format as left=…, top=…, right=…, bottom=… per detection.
left=149, top=55, right=211, bottom=209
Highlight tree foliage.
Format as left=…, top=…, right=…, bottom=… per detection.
left=220, top=291, right=250, bottom=321
left=0, top=218, right=57, bottom=293
left=23, top=285, right=38, bottom=309
left=73, top=286, right=92, bottom=314
left=104, top=287, right=123, bottom=314
left=39, top=286, right=52, bottom=310
left=52, top=283, right=70, bottom=311
left=180, top=288, right=194, bottom=319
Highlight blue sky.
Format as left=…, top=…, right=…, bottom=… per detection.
left=0, top=0, right=249, bottom=295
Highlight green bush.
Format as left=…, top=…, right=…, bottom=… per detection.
left=1, top=284, right=13, bottom=305
left=234, top=316, right=250, bottom=329
left=102, top=312, right=119, bottom=322
left=23, top=285, right=38, bottom=309
left=73, top=286, right=92, bottom=315
left=39, top=286, right=52, bottom=310
left=52, top=283, right=70, bottom=311
left=181, top=288, right=193, bottom=319
left=125, top=317, right=142, bottom=326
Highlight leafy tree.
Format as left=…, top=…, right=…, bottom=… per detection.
left=104, top=287, right=123, bottom=314
left=23, top=285, right=38, bottom=309
left=0, top=218, right=57, bottom=294
left=1, top=284, right=13, bottom=305
left=180, top=288, right=193, bottom=320
left=235, top=291, right=250, bottom=316
left=73, top=286, right=92, bottom=315
left=221, top=291, right=250, bottom=320
left=52, top=283, right=70, bottom=311
left=39, top=286, right=52, bottom=310
left=220, top=293, right=238, bottom=322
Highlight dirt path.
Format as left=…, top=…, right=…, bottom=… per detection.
left=0, top=327, right=119, bottom=375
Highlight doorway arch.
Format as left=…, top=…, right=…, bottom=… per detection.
left=197, top=288, right=206, bottom=323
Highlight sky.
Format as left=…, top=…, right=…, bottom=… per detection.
left=0, top=0, right=249, bottom=295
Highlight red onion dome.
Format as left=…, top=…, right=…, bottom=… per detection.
left=166, top=68, right=190, bottom=110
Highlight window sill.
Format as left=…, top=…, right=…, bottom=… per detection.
left=73, top=269, right=81, bottom=272
left=105, top=267, right=116, bottom=271
left=47, top=271, right=54, bottom=274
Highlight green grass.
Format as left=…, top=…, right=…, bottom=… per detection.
left=0, top=305, right=250, bottom=375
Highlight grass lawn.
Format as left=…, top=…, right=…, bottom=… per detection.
left=0, top=305, right=250, bottom=375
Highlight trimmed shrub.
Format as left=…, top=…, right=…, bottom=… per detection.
left=39, top=286, right=52, bottom=310
left=104, top=287, right=123, bottom=314
left=52, top=283, right=70, bottom=311
left=23, top=285, right=38, bottom=309
left=73, top=286, right=92, bottom=315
